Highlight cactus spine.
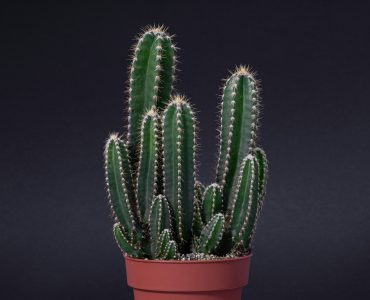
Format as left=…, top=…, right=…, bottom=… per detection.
left=163, top=96, right=196, bottom=251
left=104, top=26, right=268, bottom=260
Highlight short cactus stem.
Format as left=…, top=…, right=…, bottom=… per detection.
left=105, top=134, right=139, bottom=240
left=197, top=213, right=225, bottom=254
left=149, top=195, right=171, bottom=257
left=255, top=147, right=268, bottom=210
left=202, top=183, right=223, bottom=223
left=156, top=229, right=171, bottom=258
left=113, top=223, right=142, bottom=258
left=127, top=26, right=176, bottom=161
left=192, top=181, right=205, bottom=236
left=162, top=95, right=196, bottom=251
left=229, top=155, right=259, bottom=245
left=216, top=66, right=260, bottom=211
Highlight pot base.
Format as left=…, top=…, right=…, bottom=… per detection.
left=133, top=288, right=242, bottom=300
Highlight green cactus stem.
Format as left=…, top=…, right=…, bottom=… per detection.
left=242, top=148, right=268, bottom=250
left=229, top=155, right=259, bottom=245
left=216, top=66, right=259, bottom=210
left=162, top=96, right=196, bottom=251
left=113, top=223, right=142, bottom=258
left=136, top=109, right=160, bottom=219
left=105, top=134, right=139, bottom=240
left=127, top=26, right=176, bottom=161
left=197, top=213, right=225, bottom=254
left=201, top=183, right=223, bottom=223
left=193, top=181, right=205, bottom=236
left=149, top=195, right=171, bottom=257
left=255, top=147, right=268, bottom=210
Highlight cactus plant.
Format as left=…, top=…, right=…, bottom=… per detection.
left=104, top=26, right=268, bottom=260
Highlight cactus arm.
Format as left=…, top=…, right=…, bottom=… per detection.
left=149, top=195, right=171, bottom=257
left=163, top=96, right=195, bottom=251
left=229, top=155, right=259, bottom=244
left=201, top=183, right=223, bottom=223
left=216, top=66, right=259, bottom=210
left=127, top=27, right=176, bottom=160
left=118, top=139, right=140, bottom=222
left=255, top=147, right=268, bottom=209
left=197, top=213, right=225, bottom=254
left=113, top=223, right=143, bottom=258
left=136, top=109, right=160, bottom=219
left=242, top=150, right=268, bottom=250
left=105, top=134, right=138, bottom=239
left=192, top=181, right=205, bottom=237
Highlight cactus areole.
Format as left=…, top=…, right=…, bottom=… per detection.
left=104, top=25, right=268, bottom=300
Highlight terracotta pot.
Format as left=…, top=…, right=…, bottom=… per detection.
left=124, top=254, right=252, bottom=300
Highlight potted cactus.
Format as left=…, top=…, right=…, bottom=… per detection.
left=104, top=26, right=268, bottom=300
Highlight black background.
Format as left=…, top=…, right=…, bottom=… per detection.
left=1, top=1, right=370, bottom=299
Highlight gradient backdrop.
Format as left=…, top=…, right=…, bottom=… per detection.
left=1, top=1, right=370, bottom=299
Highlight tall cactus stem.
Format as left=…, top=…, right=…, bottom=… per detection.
left=216, top=66, right=260, bottom=210
left=127, top=26, right=176, bottom=162
left=163, top=95, right=196, bottom=250
left=136, top=109, right=160, bottom=219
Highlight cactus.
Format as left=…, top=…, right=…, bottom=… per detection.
left=104, top=26, right=268, bottom=260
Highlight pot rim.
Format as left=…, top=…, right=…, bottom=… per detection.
left=125, top=253, right=252, bottom=264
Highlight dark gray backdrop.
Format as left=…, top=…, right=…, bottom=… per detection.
left=1, top=1, right=370, bottom=299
